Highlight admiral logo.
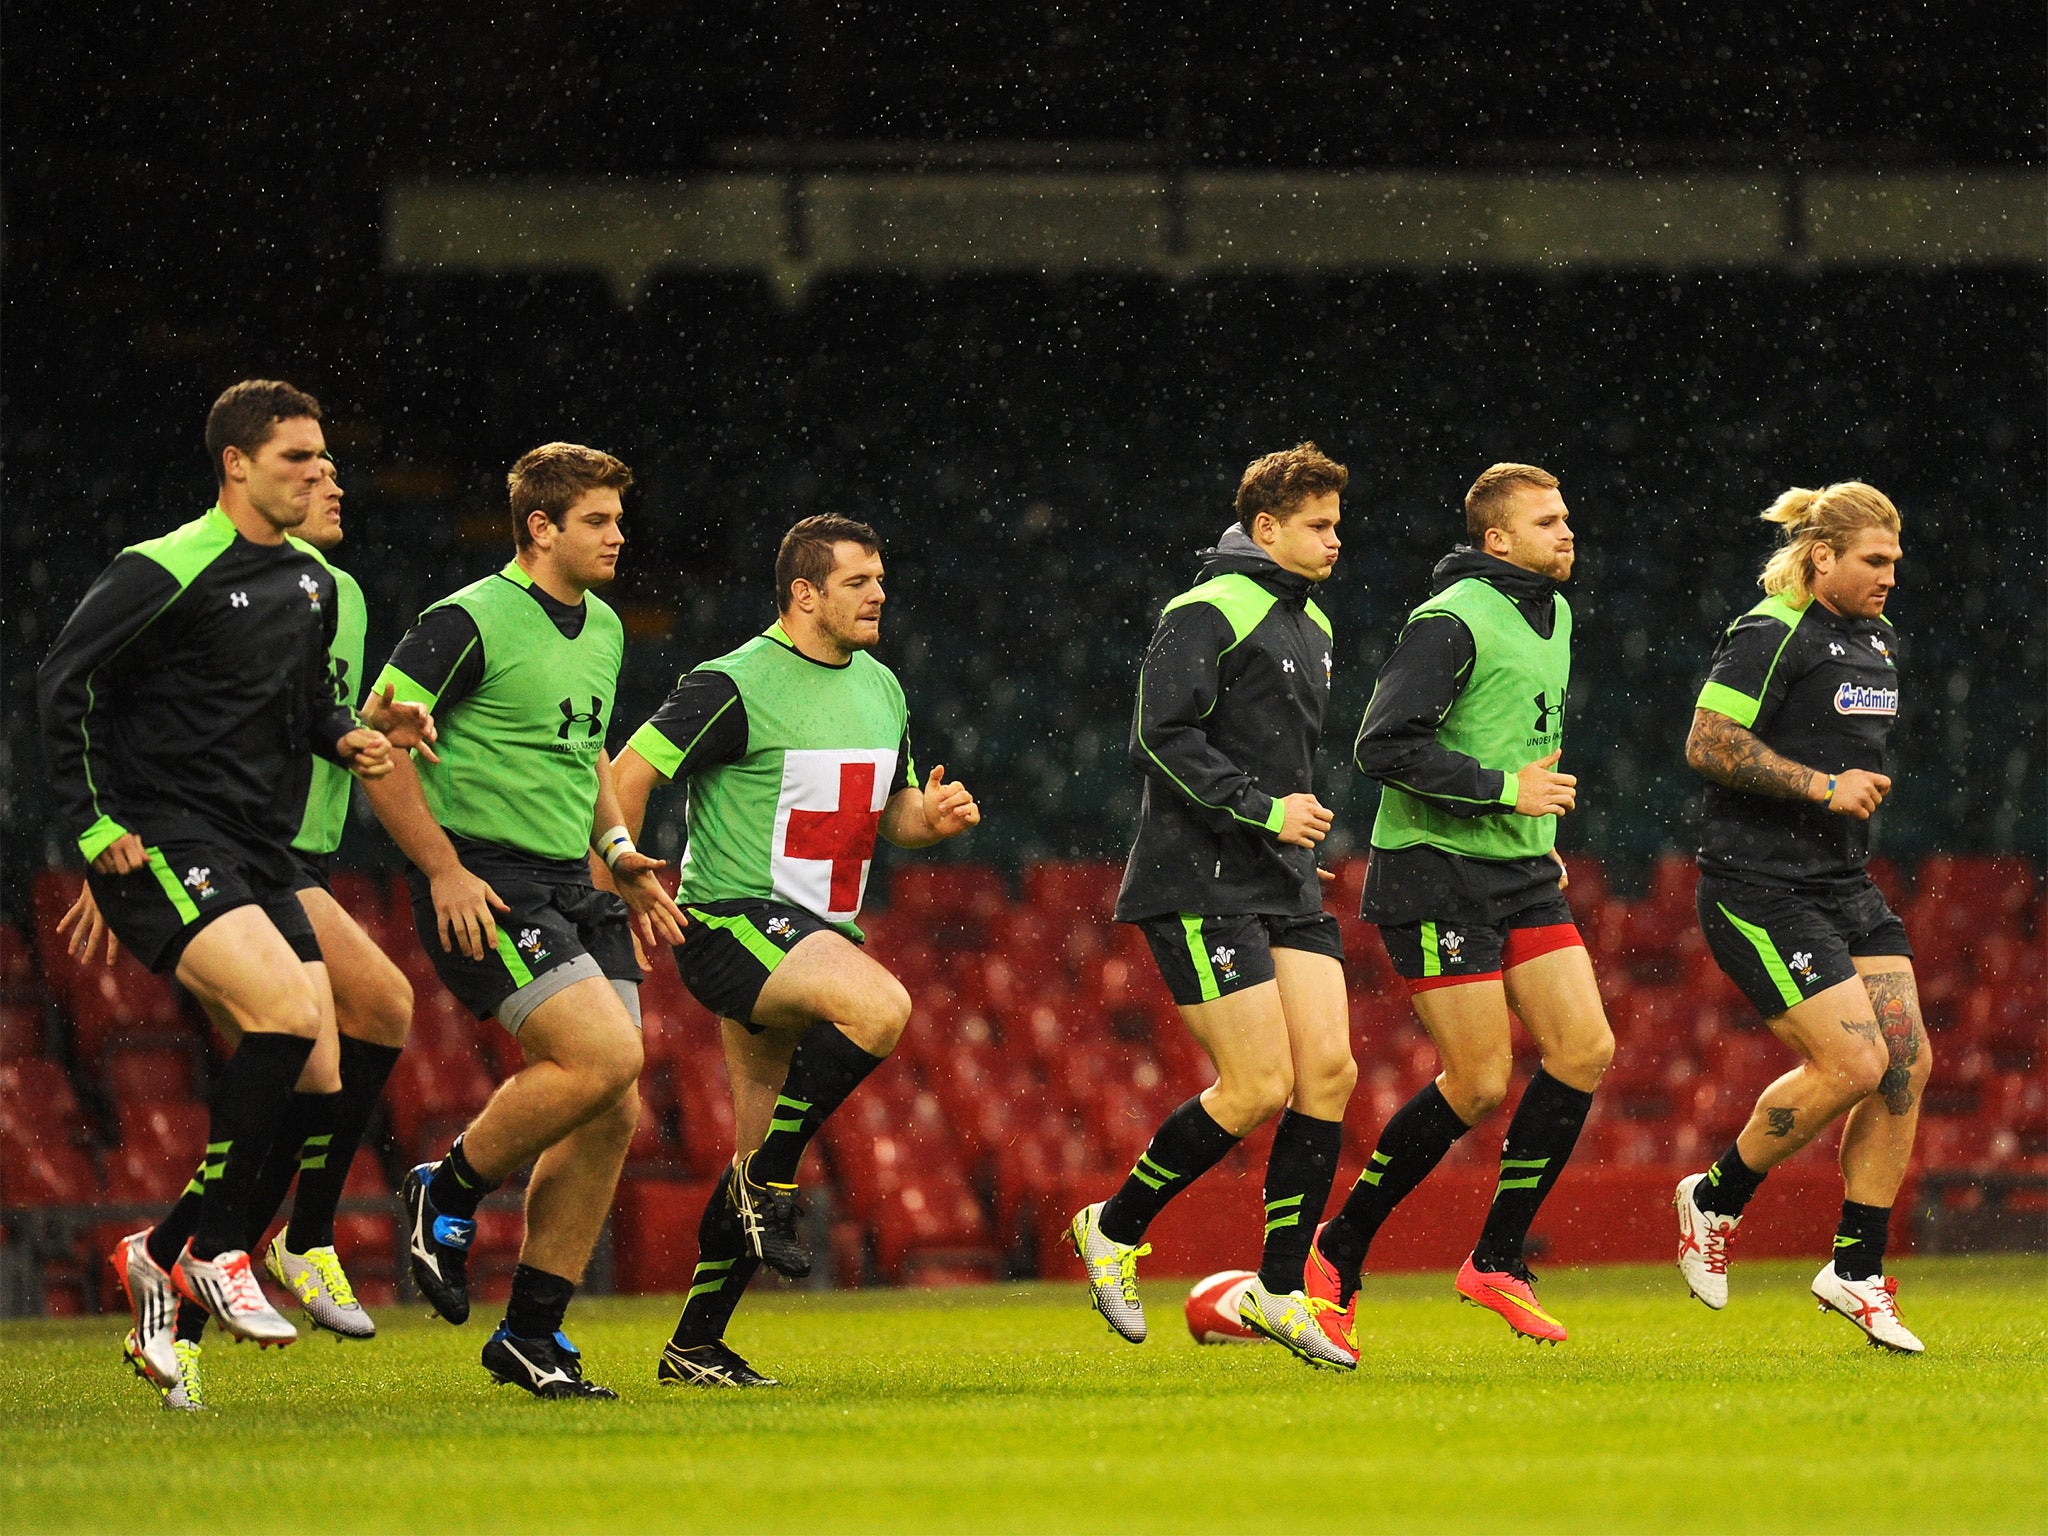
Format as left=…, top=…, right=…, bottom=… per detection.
left=1834, top=682, right=1898, bottom=716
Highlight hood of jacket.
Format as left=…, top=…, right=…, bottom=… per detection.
left=1429, top=545, right=1559, bottom=634
left=1197, top=522, right=1312, bottom=598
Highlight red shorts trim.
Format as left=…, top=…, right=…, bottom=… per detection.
left=1405, top=970, right=1504, bottom=996
left=1502, top=922, right=1585, bottom=970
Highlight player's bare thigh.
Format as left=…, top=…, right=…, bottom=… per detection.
left=178, top=907, right=340, bottom=1090
left=1758, top=972, right=1889, bottom=1098
left=1409, top=980, right=1513, bottom=1124
left=1271, top=947, right=1355, bottom=1119
left=1850, top=957, right=1929, bottom=1117
left=297, top=884, right=413, bottom=1048
left=1175, top=981, right=1293, bottom=1135
left=1502, top=945, right=1614, bottom=1092
left=748, top=929, right=911, bottom=1054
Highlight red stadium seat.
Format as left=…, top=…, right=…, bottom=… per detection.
left=0, top=922, right=42, bottom=993
left=1020, top=861, right=1124, bottom=920
left=0, top=1058, right=85, bottom=1140
left=102, top=1044, right=198, bottom=1105
left=0, top=1000, right=45, bottom=1060
left=1, top=1132, right=100, bottom=1205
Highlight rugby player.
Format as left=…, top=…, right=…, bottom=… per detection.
left=38, top=381, right=429, bottom=1405
left=1674, top=482, right=1929, bottom=1353
left=364, top=443, right=685, bottom=1398
left=609, top=514, right=979, bottom=1388
left=1306, top=463, right=1613, bottom=1349
left=1070, top=444, right=1357, bottom=1370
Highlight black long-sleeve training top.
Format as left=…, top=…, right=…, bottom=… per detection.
left=1355, top=547, right=1564, bottom=926
left=38, top=505, right=355, bottom=862
left=1115, top=533, right=1333, bottom=922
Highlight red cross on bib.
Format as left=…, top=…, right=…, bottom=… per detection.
left=782, top=760, right=885, bottom=913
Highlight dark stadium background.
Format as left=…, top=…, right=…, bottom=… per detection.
left=1, top=2, right=2041, bottom=1308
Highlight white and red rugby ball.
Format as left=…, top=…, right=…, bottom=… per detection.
left=1185, top=1269, right=1262, bottom=1344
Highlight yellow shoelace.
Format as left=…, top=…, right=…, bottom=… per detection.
left=306, top=1247, right=359, bottom=1309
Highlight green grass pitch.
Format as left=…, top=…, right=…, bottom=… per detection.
left=4, top=1256, right=2044, bottom=1534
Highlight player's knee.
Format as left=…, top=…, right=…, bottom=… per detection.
left=847, top=976, right=913, bottom=1055
left=1227, top=1061, right=1295, bottom=1126
left=1834, top=1040, right=1888, bottom=1102
left=1299, top=1049, right=1357, bottom=1108
left=582, top=1026, right=645, bottom=1103
left=1442, top=1062, right=1509, bottom=1122
left=1906, top=1034, right=1934, bottom=1090
left=364, top=967, right=414, bottom=1047
left=266, top=975, right=324, bottom=1040
left=1557, top=1023, right=1615, bottom=1085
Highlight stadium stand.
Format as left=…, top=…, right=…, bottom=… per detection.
left=2, top=851, right=2039, bottom=1312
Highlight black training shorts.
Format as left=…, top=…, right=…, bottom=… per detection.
left=86, top=833, right=321, bottom=975
left=286, top=846, right=334, bottom=896
left=1131, top=910, right=1343, bottom=1009
left=407, top=851, right=639, bottom=1034
left=673, top=897, right=843, bottom=1029
left=1697, top=872, right=1911, bottom=1021
left=1376, top=888, right=1580, bottom=989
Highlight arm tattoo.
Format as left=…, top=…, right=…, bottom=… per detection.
left=1864, top=970, right=1925, bottom=1116
left=1765, top=1106, right=1797, bottom=1137
left=1687, top=710, right=1818, bottom=801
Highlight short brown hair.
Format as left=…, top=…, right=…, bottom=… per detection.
left=1234, top=442, right=1349, bottom=524
left=507, top=442, right=633, bottom=551
left=775, top=515, right=880, bottom=612
left=205, top=379, right=322, bottom=484
left=1464, top=462, right=1559, bottom=543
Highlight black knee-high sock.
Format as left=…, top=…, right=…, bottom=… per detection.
left=1832, top=1200, right=1891, bottom=1282
left=1471, top=1068, right=1595, bottom=1272
left=241, top=1091, right=330, bottom=1252
left=426, top=1134, right=498, bottom=1220
left=748, top=1022, right=887, bottom=1186
left=1319, top=1082, right=1472, bottom=1285
left=1098, top=1096, right=1241, bottom=1246
left=289, top=1038, right=402, bottom=1251
left=1258, top=1110, right=1344, bottom=1293
left=1693, top=1140, right=1766, bottom=1220
left=146, top=1167, right=207, bottom=1270
left=191, top=1033, right=316, bottom=1260
left=174, top=1298, right=207, bottom=1343
left=505, top=1263, right=577, bottom=1339
left=672, top=1166, right=761, bottom=1347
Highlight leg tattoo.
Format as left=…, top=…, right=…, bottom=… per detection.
left=1766, top=1106, right=1797, bottom=1138
left=1839, top=1016, right=1882, bottom=1049
left=1864, top=972, right=1924, bottom=1116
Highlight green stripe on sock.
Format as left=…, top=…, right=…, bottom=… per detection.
left=1494, top=1175, right=1544, bottom=1193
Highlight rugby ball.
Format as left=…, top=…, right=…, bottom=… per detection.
left=1185, top=1269, right=1262, bottom=1344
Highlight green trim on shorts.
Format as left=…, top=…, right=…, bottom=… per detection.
left=1420, top=919, right=1442, bottom=978
left=687, top=906, right=787, bottom=974
left=1716, top=901, right=1803, bottom=1012
left=1180, top=914, right=1221, bottom=1002
left=144, top=847, right=201, bottom=925
left=493, top=927, right=535, bottom=990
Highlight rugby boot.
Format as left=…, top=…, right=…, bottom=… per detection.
left=728, top=1152, right=811, bottom=1279
left=1812, top=1264, right=1924, bottom=1354
left=1455, top=1255, right=1568, bottom=1344
left=266, top=1233, right=376, bottom=1339
left=1235, top=1276, right=1358, bottom=1370
left=161, top=1339, right=207, bottom=1412
left=111, top=1228, right=180, bottom=1387
left=1303, top=1221, right=1360, bottom=1356
left=402, top=1162, right=475, bottom=1324
left=1674, top=1172, right=1739, bottom=1310
left=1069, top=1201, right=1150, bottom=1344
left=482, top=1326, right=619, bottom=1399
left=657, top=1339, right=782, bottom=1388
left=171, top=1246, right=297, bottom=1346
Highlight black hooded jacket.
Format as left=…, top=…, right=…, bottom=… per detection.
left=1354, top=546, right=1567, bottom=926
left=1114, top=536, right=1333, bottom=921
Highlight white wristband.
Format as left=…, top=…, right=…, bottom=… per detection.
left=596, top=825, right=635, bottom=870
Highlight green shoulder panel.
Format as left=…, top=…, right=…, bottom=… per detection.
left=1161, top=573, right=1279, bottom=648
left=1304, top=597, right=1333, bottom=640
left=1738, top=592, right=1810, bottom=632
left=286, top=533, right=331, bottom=569
left=127, top=505, right=236, bottom=588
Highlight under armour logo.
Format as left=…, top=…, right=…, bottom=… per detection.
left=229, top=592, right=249, bottom=608
left=1281, top=659, right=1295, bottom=673
left=1532, top=691, right=1559, bottom=732
left=1829, top=642, right=1846, bottom=656
left=556, top=696, right=605, bottom=739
